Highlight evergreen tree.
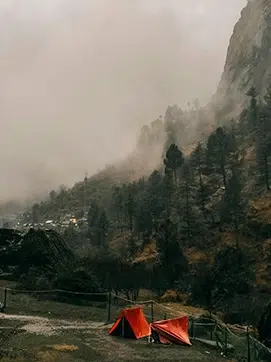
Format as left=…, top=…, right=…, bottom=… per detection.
left=219, top=170, right=246, bottom=235
left=134, top=201, right=152, bottom=239
left=126, top=184, right=134, bottom=232
left=178, top=161, right=197, bottom=242
left=212, top=246, right=254, bottom=306
left=111, top=186, right=124, bottom=230
left=163, top=105, right=185, bottom=154
left=87, top=201, right=100, bottom=230
left=256, top=86, right=271, bottom=190
left=191, top=262, right=214, bottom=312
left=246, top=86, right=258, bottom=137
left=87, top=201, right=100, bottom=244
left=190, top=142, right=211, bottom=216
left=58, top=185, right=68, bottom=210
left=206, top=127, right=236, bottom=188
left=155, top=218, right=188, bottom=290
left=164, top=144, right=184, bottom=183
left=96, top=210, right=108, bottom=248
left=147, top=170, right=166, bottom=221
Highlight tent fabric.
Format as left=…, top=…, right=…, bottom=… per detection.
left=150, top=316, right=191, bottom=346
left=109, top=307, right=150, bottom=339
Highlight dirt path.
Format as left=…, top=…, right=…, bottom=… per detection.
left=0, top=313, right=111, bottom=336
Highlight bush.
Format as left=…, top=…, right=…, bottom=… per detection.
left=54, top=266, right=101, bottom=293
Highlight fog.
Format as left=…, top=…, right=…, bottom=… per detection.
left=0, top=0, right=246, bottom=202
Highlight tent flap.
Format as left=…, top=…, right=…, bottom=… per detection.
left=109, top=307, right=150, bottom=339
left=151, top=316, right=191, bottom=346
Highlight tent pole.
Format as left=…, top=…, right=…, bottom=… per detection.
left=107, top=292, right=111, bottom=322
left=121, top=317, right=125, bottom=338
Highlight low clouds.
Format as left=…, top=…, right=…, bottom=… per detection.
left=0, top=0, right=245, bottom=201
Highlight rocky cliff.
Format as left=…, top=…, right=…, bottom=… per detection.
left=212, top=0, right=271, bottom=118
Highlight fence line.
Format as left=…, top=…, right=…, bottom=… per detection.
left=111, top=293, right=153, bottom=305
left=0, top=287, right=108, bottom=296
left=1, top=287, right=271, bottom=361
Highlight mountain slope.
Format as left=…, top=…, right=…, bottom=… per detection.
left=213, top=0, right=271, bottom=117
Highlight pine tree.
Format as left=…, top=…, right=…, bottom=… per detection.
left=87, top=201, right=100, bottom=230
left=112, top=186, right=124, bottom=230
left=134, top=202, right=152, bottom=239
left=256, top=86, right=271, bottom=190
left=87, top=201, right=101, bottom=244
left=96, top=210, right=108, bottom=248
left=163, top=105, right=185, bottom=155
left=126, top=184, right=134, bottom=232
left=206, top=127, right=237, bottom=188
left=178, top=161, right=197, bottom=242
left=191, top=142, right=210, bottom=216
left=246, top=86, right=258, bottom=137
left=219, top=170, right=246, bottom=236
left=147, top=170, right=167, bottom=221
left=155, top=218, right=188, bottom=290
left=164, top=144, right=184, bottom=184
left=212, top=246, right=254, bottom=305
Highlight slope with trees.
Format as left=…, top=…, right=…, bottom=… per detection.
left=6, top=85, right=271, bottom=342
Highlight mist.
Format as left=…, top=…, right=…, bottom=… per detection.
left=0, top=0, right=246, bottom=202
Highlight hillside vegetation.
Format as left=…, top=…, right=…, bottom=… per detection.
left=3, top=85, right=271, bottom=348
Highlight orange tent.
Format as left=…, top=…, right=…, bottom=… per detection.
left=109, top=307, right=150, bottom=339
left=150, top=316, right=191, bottom=345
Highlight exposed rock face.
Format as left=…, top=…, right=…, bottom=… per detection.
left=212, top=0, right=271, bottom=118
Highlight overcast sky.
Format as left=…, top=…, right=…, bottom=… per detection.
left=0, top=0, right=246, bottom=201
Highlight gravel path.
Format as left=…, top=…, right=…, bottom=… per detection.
left=0, top=313, right=111, bottom=336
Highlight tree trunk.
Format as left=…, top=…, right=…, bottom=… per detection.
left=185, top=180, right=190, bottom=238
left=264, top=154, right=270, bottom=190
left=173, top=169, right=177, bottom=184
left=129, top=214, right=133, bottom=232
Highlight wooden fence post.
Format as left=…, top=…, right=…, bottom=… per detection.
left=107, top=292, right=111, bottom=322
left=224, top=326, right=228, bottom=356
left=151, top=301, right=154, bottom=323
left=191, top=318, right=195, bottom=339
left=253, top=327, right=257, bottom=360
left=3, top=289, right=7, bottom=309
left=210, top=322, right=214, bottom=341
left=247, top=327, right=251, bottom=362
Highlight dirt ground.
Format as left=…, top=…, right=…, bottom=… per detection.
left=0, top=282, right=237, bottom=361
left=0, top=313, right=235, bottom=362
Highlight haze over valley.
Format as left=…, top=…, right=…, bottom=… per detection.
left=1, top=0, right=246, bottom=202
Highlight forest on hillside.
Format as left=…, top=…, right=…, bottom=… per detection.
left=6, top=85, right=271, bottom=335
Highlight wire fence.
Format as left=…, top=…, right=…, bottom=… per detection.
left=1, top=286, right=271, bottom=361
left=191, top=318, right=271, bottom=362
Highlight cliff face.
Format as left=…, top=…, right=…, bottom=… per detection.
left=213, top=0, right=271, bottom=117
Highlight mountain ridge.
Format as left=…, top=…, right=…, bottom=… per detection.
left=212, top=0, right=271, bottom=118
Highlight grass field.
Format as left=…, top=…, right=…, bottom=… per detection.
left=0, top=318, right=234, bottom=362
left=0, top=280, right=236, bottom=361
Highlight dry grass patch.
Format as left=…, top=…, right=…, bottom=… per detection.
left=50, top=344, right=79, bottom=352
left=250, top=195, right=271, bottom=223
left=184, top=247, right=209, bottom=264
